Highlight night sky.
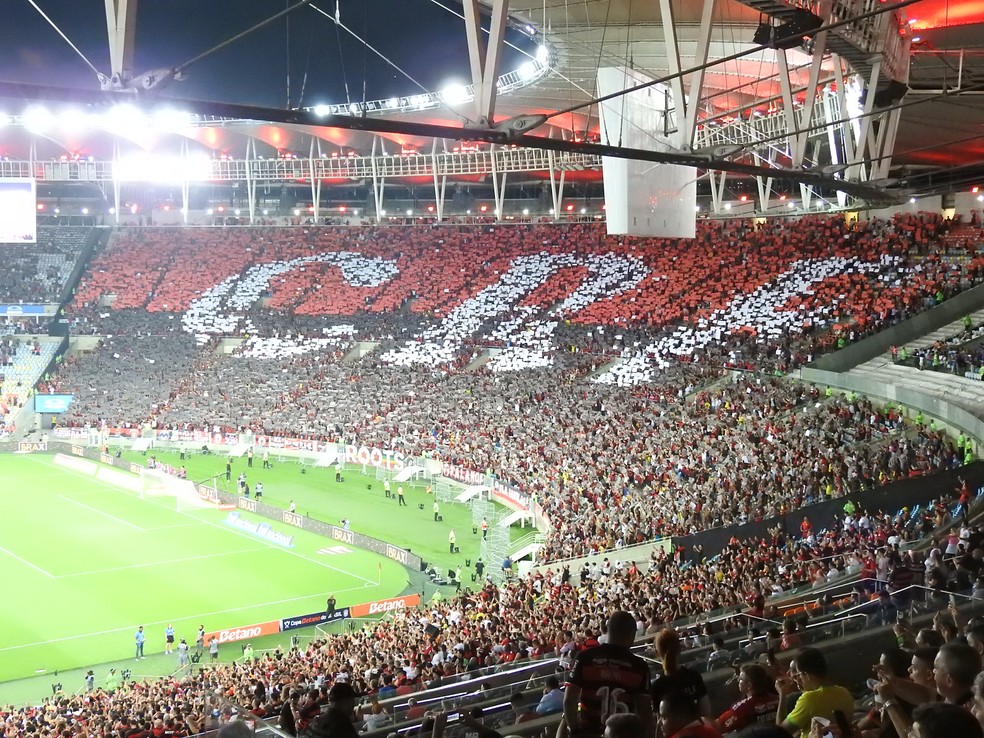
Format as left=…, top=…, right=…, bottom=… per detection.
left=0, top=0, right=532, bottom=109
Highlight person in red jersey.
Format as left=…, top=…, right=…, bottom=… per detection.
left=563, top=610, right=653, bottom=738
left=658, top=691, right=721, bottom=738
left=714, top=664, right=780, bottom=734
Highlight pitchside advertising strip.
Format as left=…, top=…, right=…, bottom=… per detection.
left=205, top=594, right=422, bottom=644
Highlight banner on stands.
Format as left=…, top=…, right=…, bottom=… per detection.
left=281, top=607, right=350, bottom=632
left=350, top=594, right=421, bottom=617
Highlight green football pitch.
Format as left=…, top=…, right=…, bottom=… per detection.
left=0, top=450, right=518, bottom=688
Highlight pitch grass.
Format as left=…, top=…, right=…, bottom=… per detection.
left=0, top=451, right=517, bottom=692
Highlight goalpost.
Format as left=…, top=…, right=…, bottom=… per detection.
left=140, top=468, right=214, bottom=512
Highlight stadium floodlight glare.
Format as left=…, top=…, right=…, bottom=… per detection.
left=406, top=209, right=413, bottom=216
left=518, top=62, right=537, bottom=81
left=353, top=208, right=360, bottom=216
left=978, top=195, right=984, bottom=202
left=910, top=197, right=917, bottom=203
left=262, top=209, right=269, bottom=215
left=206, top=208, right=214, bottom=215
left=293, top=208, right=300, bottom=216
left=54, top=207, right=61, bottom=214
left=81, top=207, right=89, bottom=215
left=234, top=209, right=241, bottom=216
left=129, top=204, right=138, bottom=214
left=724, top=203, right=732, bottom=210
left=380, top=209, right=387, bottom=216
left=56, top=108, right=91, bottom=135
left=694, top=205, right=701, bottom=212
left=385, top=98, right=399, bottom=109
left=536, top=45, right=549, bottom=63
left=102, top=103, right=147, bottom=134
left=440, top=84, right=470, bottom=105
left=788, top=202, right=796, bottom=209
left=580, top=207, right=586, bottom=214
left=108, top=207, right=116, bottom=215
left=116, top=152, right=212, bottom=183
left=0, top=112, right=8, bottom=127
left=349, top=103, right=360, bottom=115
left=22, top=105, right=54, bottom=135
left=522, top=209, right=529, bottom=215
left=313, top=104, right=331, bottom=117
left=151, top=108, right=191, bottom=130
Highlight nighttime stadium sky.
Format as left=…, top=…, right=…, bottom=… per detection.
left=0, top=0, right=531, bottom=110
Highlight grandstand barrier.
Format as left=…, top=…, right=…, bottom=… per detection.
left=812, top=281, right=984, bottom=372
left=198, top=594, right=422, bottom=645
left=673, top=461, right=984, bottom=559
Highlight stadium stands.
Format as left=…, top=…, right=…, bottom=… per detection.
left=6, top=215, right=984, bottom=736
left=0, top=226, right=94, bottom=304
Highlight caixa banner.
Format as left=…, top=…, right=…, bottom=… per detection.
left=281, top=607, right=351, bottom=632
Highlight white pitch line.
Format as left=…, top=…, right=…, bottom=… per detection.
left=58, top=495, right=144, bottom=531
left=0, top=581, right=371, bottom=653
left=59, top=545, right=272, bottom=578
left=32, top=455, right=380, bottom=583
left=0, top=544, right=55, bottom=579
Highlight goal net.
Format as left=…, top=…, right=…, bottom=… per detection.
left=140, top=468, right=213, bottom=512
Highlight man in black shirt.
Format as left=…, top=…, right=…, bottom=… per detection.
left=303, top=684, right=363, bottom=738
left=563, top=610, right=653, bottom=738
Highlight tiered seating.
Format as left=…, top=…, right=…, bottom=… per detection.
left=0, top=226, right=93, bottom=303
left=0, top=336, right=59, bottom=435
left=67, top=216, right=984, bottom=376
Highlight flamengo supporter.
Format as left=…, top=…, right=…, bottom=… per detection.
left=563, top=610, right=653, bottom=738
left=775, top=647, right=853, bottom=738
left=713, top=664, right=780, bottom=733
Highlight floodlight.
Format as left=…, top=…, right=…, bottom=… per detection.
left=81, top=207, right=89, bottom=215
left=54, top=208, right=60, bottom=214
left=694, top=205, right=701, bottom=212
left=129, top=204, right=138, bottom=214
left=108, top=207, right=116, bottom=215
left=206, top=208, right=214, bottom=215
left=518, top=62, right=537, bottom=81
left=724, top=203, right=732, bottom=210
left=978, top=195, right=984, bottom=202
left=234, top=209, right=241, bottom=216
left=385, top=98, right=399, bottom=109
left=909, top=197, right=916, bottom=203
left=353, top=209, right=360, bottom=216
left=22, top=105, right=54, bottom=135
left=536, top=45, right=549, bottom=64
left=103, top=104, right=147, bottom=134
left=349, top=103, right=360, bottom=115
left=293, top=208, right=300, bottom=216
left=441, top=84, right=470, bottom=105
left=56, top=108, right=91, bottom=135
left=788, top=202, right=796, bottom=208
left=580, top=207, right=586, bottom=214
left=151, top=108, right=191, bottom=130
left=522, top=209, right=529, bottom=215
left=406, top=209, right=413, bottom=216
left=380, top=209, right=387, bottom=216
left=313, top=104, right=331, bottom=116
left=262, top=209, right=269, bottom=215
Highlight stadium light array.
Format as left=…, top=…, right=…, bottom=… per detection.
left=22, top=105, right=54, bottom=135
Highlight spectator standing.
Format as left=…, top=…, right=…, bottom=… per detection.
left=563, top=610, right=653, bottom=738
left=135, top=625, right=146, bottom=660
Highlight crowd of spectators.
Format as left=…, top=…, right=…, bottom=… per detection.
left=3, top=487, right=983, bottom=738
left=0, top=227, right=93, bottom=304
left=7, top=215, right=984, bottom=737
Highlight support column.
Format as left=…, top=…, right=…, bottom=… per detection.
left=462, top=0, right=510, bottom=124
left=547, top=150, right=565, bottom=219
left=370, top=136, right=386, bottom=222
left=245, top=138, right=257, bottom=223
left=431, top=140, right=447, bottom=222
left=680, top=0, right=716, bottom=151
left=104, top=0, right=138, bottom=88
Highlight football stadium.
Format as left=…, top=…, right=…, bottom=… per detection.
left=2, top=1, right=984, bottom=738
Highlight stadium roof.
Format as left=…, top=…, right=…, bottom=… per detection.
left=1, top=0, right=983, bottom=204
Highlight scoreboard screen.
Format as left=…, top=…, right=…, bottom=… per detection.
left=0, top=179, right=37, bottom=244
